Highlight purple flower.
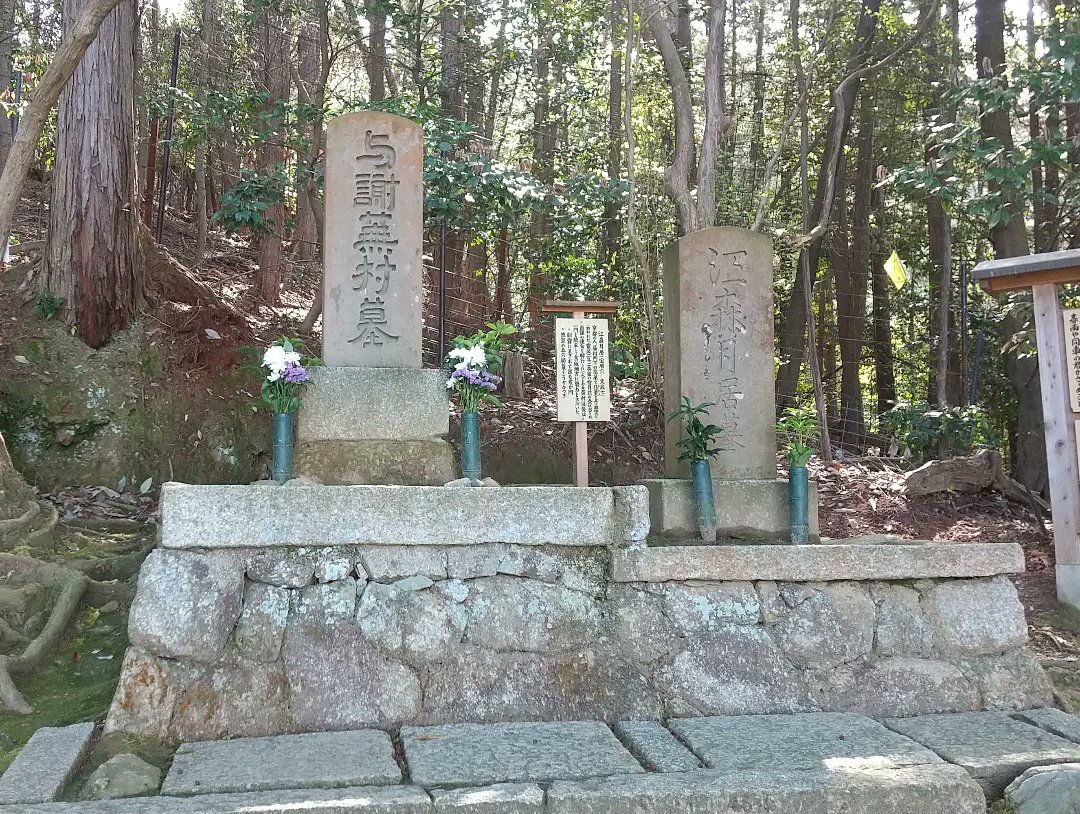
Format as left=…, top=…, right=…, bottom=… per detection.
left=450, top=366, right=501, bottom=391
left=283, top=362, right=310, bottom=384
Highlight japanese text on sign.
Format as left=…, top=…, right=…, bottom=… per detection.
left=555, top=318, right=611, bottom=422
left=702, top=248, right=748, bottom=450
left=1064, top=308, right=1080, bottom=413
left=348, top=129, right=401, bottom=348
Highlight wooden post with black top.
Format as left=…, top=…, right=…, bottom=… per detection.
left=973, top=250, right=1080, bottom=610
left=540, top=300, right=620, bottom=487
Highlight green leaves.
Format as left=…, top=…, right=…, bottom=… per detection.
left=777, top=407, right=818, bottom=467
left=33, top=290, right=66, bottom=320
left=213, top=166, right=290, bottom=236
left=884, top=402, right=998, bottom=461
left=668, top=397, right=723, bottom=463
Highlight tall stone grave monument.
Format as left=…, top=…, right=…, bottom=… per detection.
left=643, top=226, right=818, bottom=539
left=295, top=111, right=454, bottom=485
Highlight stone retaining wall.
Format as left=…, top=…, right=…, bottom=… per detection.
left=106, top=536, right=1052, bottom=743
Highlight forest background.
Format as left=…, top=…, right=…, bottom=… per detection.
left=0, top=0, right=1078, bottom=494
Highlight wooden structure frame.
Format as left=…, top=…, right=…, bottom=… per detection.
left=540, top=300, right=621, bottom=487
left=974, top=249, right=1080, bottom=609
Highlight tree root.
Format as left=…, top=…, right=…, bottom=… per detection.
left=0, top=551, right=136, bottom=713
left=0, top=618, right=28, bottom=646
left=0, top=656, right=33, bottom=714
left=137, top=223, right=252, bottom=336
left=0, top=571, right=87, bottom=714
left=24, top=503, right=59, bottom=545
left=0, top=500, right=40, bottom=538
left=68, top=548, right=151, bottom=583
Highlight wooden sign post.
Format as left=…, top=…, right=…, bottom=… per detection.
left=540, top=300, right=620, bottom=487
left=974, top=250, right=1080, bottom=610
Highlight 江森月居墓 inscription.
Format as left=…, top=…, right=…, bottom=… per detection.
left=702, top=248, right=748, bottom=451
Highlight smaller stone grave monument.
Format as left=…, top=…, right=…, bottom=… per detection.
left=295, top=111, right=454, bottom=485
left=642, top=226, right=818, bottom=540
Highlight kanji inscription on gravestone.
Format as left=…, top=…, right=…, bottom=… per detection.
left=663, top=227, right=775, bottom=480
left=323, top=111, right=423, bottom=368
left=1063, top=308, right=1080, bottom=413
left=555, top=318, right=611, bottom=422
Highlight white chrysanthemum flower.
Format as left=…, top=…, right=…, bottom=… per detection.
left=266, top=369, right=282, bottom=382
left=263, top=345, right=287, bottom=373
left=464, top=345, right=486, bottom=367
left=283, top=350, right=301, bottom=366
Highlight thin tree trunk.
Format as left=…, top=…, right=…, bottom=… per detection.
left=142, top=119, right=159, bottom=226
left=0, top=0, right=15, bottom=175
left=776, top=0, right=883, bottom=410
left=193, top=0, right=211, bottom=264
left=292, top=12, right=319, bottom=262
left=599, top=0, right=622, bottom=292
left=975, top=0, right=1044, bottom=491
left=747, top=0, right=766, bottom=194
left=365, top=0, right=387, bottom=101
left=527, top=19, right=553, bottom=327
left=871, top=182, right=896, bottom=417
left=836, top=112, right=872, bottom=450
left=642, top=0, right=699, bottom=234
left=42, top=0, right=138, bottom=349
left=253, top=1, right=289, bottom=304
left=696, top=0, right=730, bottom=229
left=483, top=0, right=509, bottom=145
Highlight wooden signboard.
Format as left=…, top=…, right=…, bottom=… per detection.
left=540, top=300, right=620, bottom=487
left=555, top=318, right=611, bottom=423
left=1064, top=308, right=1080, bottom=413
left=974, top=251, right=1080, bottom=609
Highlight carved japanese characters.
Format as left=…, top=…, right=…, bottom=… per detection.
left=323, top=112, right=423, bottom=368
left=663, top=227, right=776, bottom=480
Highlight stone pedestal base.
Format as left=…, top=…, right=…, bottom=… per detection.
left=297, top=367, right=452, bottom=485
left=641, top=478, right=819, bottom=541
left=295, top=440, right=456, bottom=486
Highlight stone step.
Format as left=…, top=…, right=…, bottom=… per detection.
left=885, top=711, right=1080, bottom=797
left=401, top=721, right=645, bottom=788
left=161, top=729, right=401, bottom=796
left=21, top=711, right=1080, bottom=811
left=0, top=723, right=95, bottom=805
left=0, top=766, right=986, bottom=813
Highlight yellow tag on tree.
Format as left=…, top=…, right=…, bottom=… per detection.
left=885, top=251, right=908, bottom=290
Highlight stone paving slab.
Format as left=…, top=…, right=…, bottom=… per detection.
left=1014, top=707, right=1080, bottom=743
left=612, top=721, right=703, bottom=772
left=0, top=786, right=433, bottom=813
left=0, top=722, right=95, bottom=805
left=545, top=764, right=985, bottom=813
left=669, top=713, right=941, bottom=773
left=401, top=721, right=645, bottom=788
left=430, top=783, right=544, bottom=813
left=885, top=711, right=1080, bottom=796
left=161, top=730, right=401, bottom=795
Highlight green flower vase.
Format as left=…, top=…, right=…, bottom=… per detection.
left=789, top=464, right=809, bottom=544
left=691, top=459, right=717, bottom=542
left=272, top=411, right=295, bottom=484
left=460, top=410, right=482, bottom=480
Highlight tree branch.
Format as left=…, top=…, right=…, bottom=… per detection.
left=795, top=0, right=941, bottom=246
left=697, top=0, right=730, bottom=229
left=640, top=0, right=699, bottom=234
